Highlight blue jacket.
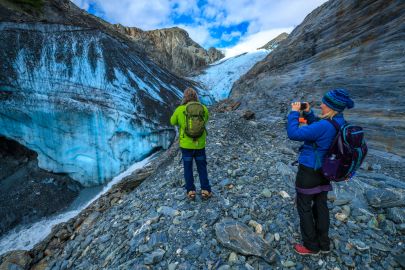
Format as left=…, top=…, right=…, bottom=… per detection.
left=287, top=110, right=345, bottom=169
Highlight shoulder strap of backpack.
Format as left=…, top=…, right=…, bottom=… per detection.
left=326, top=118, right=340, bottom=132
left=313, top=118, right=340, bottom=148
left=312, top=118, right=340, bottom=169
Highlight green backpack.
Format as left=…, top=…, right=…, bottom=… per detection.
left=184, top=102, right=205, bottom=139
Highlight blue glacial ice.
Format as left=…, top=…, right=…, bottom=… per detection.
left=0, top=23, right=187, bottom=186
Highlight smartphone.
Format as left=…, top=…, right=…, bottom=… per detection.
left=300, top=102, right=308, bottom=110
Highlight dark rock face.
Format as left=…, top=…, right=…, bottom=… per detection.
left=386, top=207, right=405, bottom=224
left=114, top=24, right=225, bottom=76
left=208, top=47, right=225, bottom=63
left=0, top=250, right=32, bottom=270
left=0, top=136, right=82, bottom=237
left=394, top=255, right=405, bottom=268
left=231, top=0, right=405, bottom=156
left=258, top=32, right=288, bottom=50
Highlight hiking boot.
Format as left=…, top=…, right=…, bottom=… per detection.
left=201, top=190, right=212, bottom=200
left=187, top=190, right=196, bottom=200
left=294, top=244, right=320, bottom=256
left=320, top=248, right=331, bottom=254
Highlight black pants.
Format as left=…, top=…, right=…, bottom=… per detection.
left=296, top=192, right=330, bottom=251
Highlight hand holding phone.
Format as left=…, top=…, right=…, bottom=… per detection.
left=300, top=102, right=308, bottom=110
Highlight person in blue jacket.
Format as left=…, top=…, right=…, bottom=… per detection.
left=287, top=89, right=354, bottom=256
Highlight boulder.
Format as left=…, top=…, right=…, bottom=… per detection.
left=0, top=250, right=32, bottom=270
left=365, top=189, right=405, bottom=208
left=386, top=207, right=405, bottom=224
left=215, top=218, right=276, bottom=263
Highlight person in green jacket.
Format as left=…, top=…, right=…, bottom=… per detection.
left=170, top=87, right=212, bottom=200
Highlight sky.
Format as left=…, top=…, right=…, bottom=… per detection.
left=72, top=0, right=328, bottom=57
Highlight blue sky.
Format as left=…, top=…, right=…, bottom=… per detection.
left=72, top=0, right=328, bottom=57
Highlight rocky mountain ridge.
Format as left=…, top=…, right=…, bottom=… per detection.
left=0, top=0, right=140, bottom=51
left=1, top=0, right=223, bottom=77
left=231, top=0, right=405, bottom=157
left=258, top=32, right=288, bottom=50
left=113, top=24, right=225, bottom=76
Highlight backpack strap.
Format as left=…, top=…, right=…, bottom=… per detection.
left=312, top=118, right=341, bottom=170
left=322, top=118, right=343, bottom=153
left=326, top=118, right=340, bottom=132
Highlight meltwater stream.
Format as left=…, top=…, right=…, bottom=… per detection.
left=0, top=154, right=156, bottom=255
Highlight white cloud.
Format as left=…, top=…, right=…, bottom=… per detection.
left=177, top=24, right=215, bottom=47
left=71, top=0, right=90, bottom=10
left=221, top=31, right=242, bottom=42
left=94, top=0, right=172, bottom=29
left=71, top=0, right=328, bottom=49
left=202, top=6, right=217, bottom=19
left=72, top=0, right=200, bottom=30
left=223, top=27, right=293, bottom=58
left=203, top=0, right=327, bottom=30
left=172, top=0, right=199, bottom=15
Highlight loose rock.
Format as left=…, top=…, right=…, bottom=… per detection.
left=215, top=218, right=276, bottom=263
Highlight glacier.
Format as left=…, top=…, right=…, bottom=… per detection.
left=191, top=49, right=270, bottom=101
left=0, top=22, right=189, bottom=186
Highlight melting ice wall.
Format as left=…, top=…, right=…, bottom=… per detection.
left=0, top=23, right=185, bottom=186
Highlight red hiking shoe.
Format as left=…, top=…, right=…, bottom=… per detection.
left=294, top=244, right=320, bottom=256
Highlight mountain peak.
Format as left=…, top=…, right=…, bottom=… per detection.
left=113, top=24, right=224, bottom=76
left=258, top=32, right=289, bottom=50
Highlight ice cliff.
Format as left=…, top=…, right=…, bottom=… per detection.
left=0, top=22, right=190, bottom=186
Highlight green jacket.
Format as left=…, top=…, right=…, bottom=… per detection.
left=170, top=103, right=209, bottom=149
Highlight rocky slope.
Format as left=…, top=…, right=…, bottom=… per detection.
left=231, top=0, right=405, bottom=156
left=0, top=0, right=195, bottom=186
left=258, top=32, right=288, bottom=50
left=2, top=102, right=404, bottom=269
left=0, top=136, right=82, bottom=237
left=114, top=24, right=225, bottom=76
